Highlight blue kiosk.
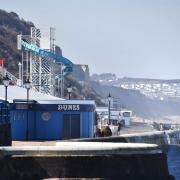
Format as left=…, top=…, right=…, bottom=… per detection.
left=0, top=85, right=95, bottom=141
left=10, top=100, right=95, bottom=140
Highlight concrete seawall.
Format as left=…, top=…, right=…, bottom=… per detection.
left=72, top=130, right=180, bottom=146
left=0, top=142, right=174, bottom=180
left=120, top=130, right=180, bottom=145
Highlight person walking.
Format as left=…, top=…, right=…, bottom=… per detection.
left=117, top=122, right=121, bottom=135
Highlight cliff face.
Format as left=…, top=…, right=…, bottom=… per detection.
left=64, top=76, right=104, bottom=106
left=70, top=64, right=90, bottom=82
left=0, top=9, right=34, bottom=76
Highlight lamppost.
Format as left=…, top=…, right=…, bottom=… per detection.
left=3, top=74, right=10, bottom=122
left=107, top=93, right=112, bottom=125
left=2, top=74, right=10, bottom=102
left=67, top=87, right=72, bottom=100
left=24, top=79, right=31, bottom=141
left=18, top=62, right=22, bottom=86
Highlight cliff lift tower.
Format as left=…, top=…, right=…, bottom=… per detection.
left=17, top=27, right=73, bottom=97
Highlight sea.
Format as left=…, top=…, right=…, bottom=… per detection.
left=167, top=145, right=180, bottom=180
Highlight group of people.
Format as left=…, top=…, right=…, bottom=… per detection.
left=95, top=126, right=112, bottom=137
left=95, top=122, right=122, bottom=137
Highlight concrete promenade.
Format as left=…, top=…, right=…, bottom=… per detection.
left=120, top=120, right=156, bottom=134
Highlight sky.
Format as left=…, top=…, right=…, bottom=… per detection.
left=1, top=0, right=180, bottom=79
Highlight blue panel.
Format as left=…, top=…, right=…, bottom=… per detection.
left=35, top=111, right=62, bottom=140
left=11, top=110, right=26, bottom=140
left=28, top=111, right=36, bottom=140
left=10, top=110, right=36, bottom=140
left=81, top=112, right=94, bottom=138
left=88, top=112, right=94, bottom=138
left=81, top=112, right=89, bottom=138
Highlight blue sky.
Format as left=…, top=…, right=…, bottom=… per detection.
left=1, top=0, right=180, bottom=79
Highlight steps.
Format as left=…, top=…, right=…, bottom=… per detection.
left=0, top=67, right=18, bottom=85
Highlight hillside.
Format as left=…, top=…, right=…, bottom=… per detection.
left=90, top=81, right=180, bottom=117
left=91, top=73, right=180, bottom=84
left=0, top=10, right=33, bottom=76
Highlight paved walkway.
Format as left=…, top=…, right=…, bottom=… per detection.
left=12, top=141, right=56, bottom=146
left=120, top=121, right=156, bottom=135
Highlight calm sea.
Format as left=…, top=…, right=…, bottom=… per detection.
left=167, top=145, right=180, bottom=180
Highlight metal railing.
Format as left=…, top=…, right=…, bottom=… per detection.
left=0, top=67, right=18, bottom=85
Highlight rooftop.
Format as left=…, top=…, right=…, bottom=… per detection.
left=0, top=85, right=95, bottom=105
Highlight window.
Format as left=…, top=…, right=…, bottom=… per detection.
left=122, top=112, right=130, bottom=117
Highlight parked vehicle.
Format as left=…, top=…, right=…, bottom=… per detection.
left=96, top=107, right=132, bottom=128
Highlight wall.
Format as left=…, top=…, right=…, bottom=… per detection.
left=0, top=153, right=174, bottom=179
left=74, top=130, right=180, bottom=146
left=120, top=130, right=180, bottom=145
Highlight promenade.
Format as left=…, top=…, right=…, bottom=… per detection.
left=12, top=120, right=158, bottom=146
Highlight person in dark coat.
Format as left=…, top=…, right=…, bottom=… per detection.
left=102, top=126, right=112, bottom=137
left=117, top=122, right=121, bottom=135
left=95, top=127, right=102, bottom=137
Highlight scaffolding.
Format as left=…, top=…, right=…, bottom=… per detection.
left=17, top=27, right=73, bottom=97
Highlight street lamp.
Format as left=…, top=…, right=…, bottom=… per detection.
left=67, top=87, right=72, bottom=100
left=107, top=93, right=112, bottom=125
left=3, top=74, right=10, bottom=122
left=18, top=62, right=22, bottom=86
left=3, top=74, right=10, bottom=102
left=24, top=78, right=31, bottom=141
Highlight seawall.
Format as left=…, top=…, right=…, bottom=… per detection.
left=0, top=142, right=174, bottom=180
left=71, top=130, right=180, bottom=146
left=120, top=130, right=180, bottom=145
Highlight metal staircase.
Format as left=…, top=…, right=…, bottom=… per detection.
left=0, top=66, right=18, bottom=85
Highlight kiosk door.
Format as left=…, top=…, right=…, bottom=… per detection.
left=63, top=114, right=80, bottom=139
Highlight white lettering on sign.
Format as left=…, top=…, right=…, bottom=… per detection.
left=58, top=105, right=80, bottom=111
